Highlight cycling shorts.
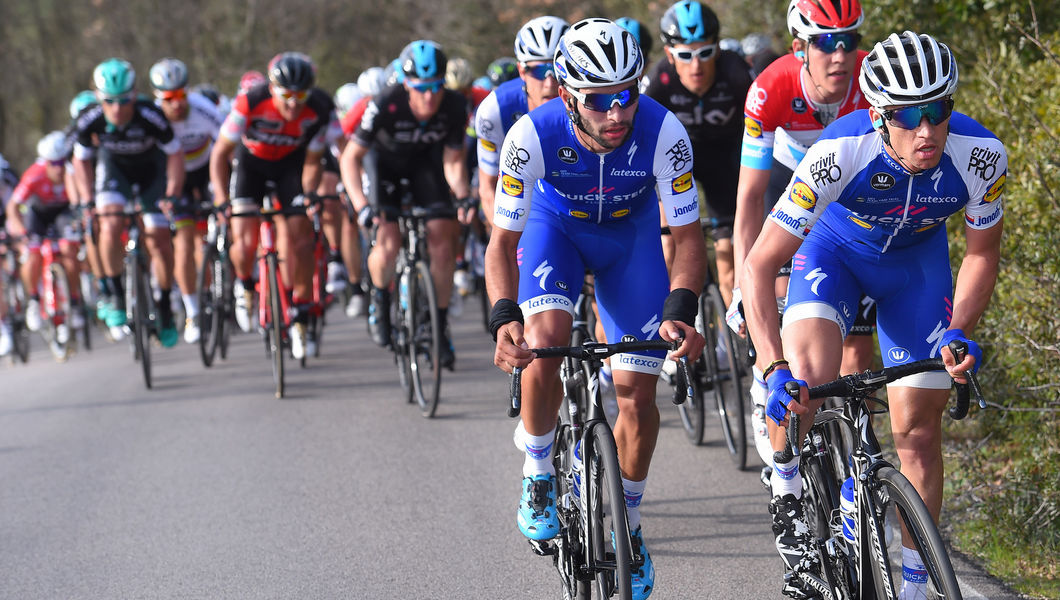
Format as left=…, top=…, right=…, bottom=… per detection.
left=230, top=144, right=311, bottom=216
left=94, top=148, right=170, bottom=229
left=516, top=209, right=670, bottom=376
left=692, top=138, right=740, bottom=240
left=783, top=225, right=952, bottom=389
left=23, top=204, right=78, bottom=244
left=367, top=152, right=456, bottom=223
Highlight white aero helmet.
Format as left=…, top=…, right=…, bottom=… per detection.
left=554, top=18, right=643, bottom=90
left=37, top=131, right=68, bottom=162
left=859, top=31, right=958, bottom=108
left=334, top=82, right=364, bottom=117
left=357, top=66, right=387, bottom=97
left=514, top=16, right=569, bottom=63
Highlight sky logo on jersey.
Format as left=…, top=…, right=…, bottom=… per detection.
left=479, top=139, right=496, bottom=152
left=744, top=117, right=763, bottom=138
left=672, top=171, right=693, bottom=194
left=790, top=180, right=817, bottom=211
left=983, top=173, right=1006, bottom=203
left=610, top=208, right=630, bottom=218
left=501, top=174, right=523, bottom=198
left=848, top=216, right=873, bottom=230
left=569, top=209, right=590, bottom=219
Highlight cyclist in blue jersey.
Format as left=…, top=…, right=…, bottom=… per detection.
left=475, top=16, right=569, bottom=228
left=486, top=19, right=706, bottom=599
left=741, top=32, right=1004, bottom=599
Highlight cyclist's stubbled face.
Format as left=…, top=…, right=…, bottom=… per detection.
left=404, top=79, right=445, bottom=120
left=520, top=61, right=559, bottom=111
left=157, top=89, right=189, bottom=122
left=559, top=82, right=638, bottom=153
left=270, top=85, right=308, bottom=121
left=98, top=93, right=135, bottom=127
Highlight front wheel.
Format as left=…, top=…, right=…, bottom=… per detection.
left=586, top=422, right=633, bottom=600
left=265, top=253, right=285, bottom=398
left=407, top=260, right=441, bottom=417
left=128, top=252, right=152, bottom=389
left=865, top=467, right=962, bottom=600
left=197, top=244, right=220, bottom=367
left=705, top=284, right=747, bottom=469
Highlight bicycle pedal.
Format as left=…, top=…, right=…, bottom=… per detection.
left=528, top=539, right=557, bottom=557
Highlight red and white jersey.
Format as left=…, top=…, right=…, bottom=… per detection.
left=220, top=83, right=339, bottom=161
left=11, top=161, right=68, bottom=208
left=740, top=52, right=870, bottom=172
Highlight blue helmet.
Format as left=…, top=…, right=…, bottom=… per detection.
left=660, top=0, right=720, bottom=46
left=399, top=40, right=447, bottom=80
left=615, top=17, right=653, bottom=56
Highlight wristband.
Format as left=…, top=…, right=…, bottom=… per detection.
left=763, top=358, right=789, bottom=380
left=488, top=298, right=524, bottom=341
left=661, top=288, right=698, bottom=326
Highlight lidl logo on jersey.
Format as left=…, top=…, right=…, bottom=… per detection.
left=672, top=171, right=693, bottom=194
left=501, top=174, right=523, bottom=198
left=479, top=139, right=496, bottom=152
left=744, top=117, right=763, bottom=138
left=983, top=173, right=1006, bottom=203
left=790, top=180, right=817, bottom=211
left=610, top=208, right=630, bottom=218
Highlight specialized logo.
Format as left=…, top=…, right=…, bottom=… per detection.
left=931, top=168, right=944, bottom=192
left=745, top=83, right=767, bottom=114
left=888, top=347, right=911, bottom=363
left=641, top=314, right=661, bottom=340
left=809, top=152, right=841, bottom=186
left=501, top=174, right=523, bottom=198
left=870, top=172, right=896, bottom=190
left=968, top=146, right=1002, bottom=181
left=479, top=139, right=496, bottom=152
left=568, top=209, right=590, bottom=219
left=926, top=320, right=948, bottom=358
left=610, top=208, right=630, bottom=218
left=557, top=146, right=578, bottom=164
left=804, top=268, right=828, bottom=296
left=744, top=117, right=763, bottom=138
left=504, top=144, right=530, bottom=174
left=672, top=171, right=693, bottom=194
left=665, top=138, right=692, bottom=172
left=790, top=180, right=817, bottom=211
left=532, top=260, right=553, bottom=291
left=627, top=140, right=638, bottom=165
left=983, top=173, right=1006, bottom=203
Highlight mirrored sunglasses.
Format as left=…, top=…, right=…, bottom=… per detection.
left=671, top=44, right=717, bottom=63
left=101, top=93, right=134, bottom=105
left=407, top=79, right=444, bottom=93
left=523, top=62, right=556, bottom=81
left=156, top=89, right=187, bottom=102
left=883, top=98, right=954, bottom=129
left=808, top=32, right=861, bottom=54
left=273, top=87, right=309, bottom=102
left=567, top=84, right=640, bottom=112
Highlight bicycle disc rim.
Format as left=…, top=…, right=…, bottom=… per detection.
left=408, top=261, right=441, bottom=417
left=267, top=254, right=285, bottom=398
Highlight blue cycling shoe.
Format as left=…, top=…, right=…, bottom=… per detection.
left=613, top=526, right=655, bottom=599
left=517, top=473, right=560, bottom=541
left=105, top=305, right=127, bottom=328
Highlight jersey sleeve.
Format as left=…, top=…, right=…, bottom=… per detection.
left=654, top=112, right=700, bottom=228
left=474, top=92, right=504, bottom=176
left=219, top=93, right=250, bottom=143
left=492, top=115, right=544, bottom=233
left=353, top=99, right=380, bottom=147
left=767, top=137, right=844, bottom=239
left=740, top=78, right=776, bottom=171
left=961, top=139, right=1007, bottom=230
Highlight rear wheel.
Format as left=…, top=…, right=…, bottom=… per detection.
left=408, top=260, right=441, bottom=417
left=266, top=253, right=285, bottom=398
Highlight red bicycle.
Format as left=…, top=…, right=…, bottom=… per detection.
left=257, top=197, right=291, bottom=398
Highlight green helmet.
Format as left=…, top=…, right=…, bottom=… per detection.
left=69, top=89, right=98, bottom=119
left=92, top=58, right=136, bottom=96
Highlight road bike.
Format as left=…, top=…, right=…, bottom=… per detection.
left=508, top=338, right=692, bottom=600
left=256, top=198, right=291, bottom=398
left=388, top=204, right=442, bottom=417
left=33, top=228, right=77, bottom=362
left=774, top=341, right=981, bottom=600
left=122, top=202, right=158, bottom=390
left=197, top=207, right=234, bottom=367
left=1, top=233, right=31, bottom=363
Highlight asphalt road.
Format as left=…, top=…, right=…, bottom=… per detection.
left=0, top=299, right=1024, bottom=599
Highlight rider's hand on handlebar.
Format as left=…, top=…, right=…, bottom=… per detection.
left=725, top=287, right=746, bottom=336
left=493, top=321, right=533, bottom=374
left=357, top=205, right=376, bottom=228
left=939, top=328, right=982, bottom=384
left=660, top=319, right=705, bottom=362
left=765, top=368, right=808, bottom=426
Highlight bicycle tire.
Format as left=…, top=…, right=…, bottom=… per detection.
left=865, top=466, right=962, bottom=600
left=78, top=271, right=94, bottom=351
left=676, top=297, right=709, bottom=444
left=45, top=263, right=74, bottom=360
left=266, top=253, right=285, bottom=398
left=9, top=277, right=31, bottom=363
left=407, top=260, right=441, bottom=417
left=391, top=275, right=415, bottom=404
left=552, top=420, right=592, bottom=600
left=706, top=284, right=748, bottom=468
left=131, top=252, right=152, bottom=389
left=586, top=421, right=633, bottom=600
left=78, top=301, right=92, bottom=352
left=197, top=243, right=220, bottom=367
left=218, top=255, right=233, bottom=360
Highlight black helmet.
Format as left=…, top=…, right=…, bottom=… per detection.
left=487, top=57, right=519, bottom=87
left=399, top=40, right=447, bottom=80
left=267, top=51, right=316, bottom=91
left=660, top=0, right=720, bottom=46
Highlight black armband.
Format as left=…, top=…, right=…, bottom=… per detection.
left=661, top=288, right=698, bottom=326
left=489, top=298, right=524, bottom=341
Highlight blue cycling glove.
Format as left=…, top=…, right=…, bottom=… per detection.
left=939, top=328, right=983, bottom=373
left=765, top=369, right=807, bottom=426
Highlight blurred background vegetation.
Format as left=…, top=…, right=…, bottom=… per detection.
left=0, top=0, right=1056, bottom=596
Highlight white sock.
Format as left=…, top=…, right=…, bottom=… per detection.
left=182, top=293, right=199, bottom=318
left=899, top=546, right=928, bottom=600
left=622, top=477, right=647, bottom=531
left=515, top=421, right=556, bottom=477
left=771, top=456, right=802, bottom=498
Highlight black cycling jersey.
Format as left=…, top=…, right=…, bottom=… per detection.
left=73, top=100, right=178, bottom=168
left=642, top=51, right=753, bottom=234
left=353, top=84, right=467, bottom=171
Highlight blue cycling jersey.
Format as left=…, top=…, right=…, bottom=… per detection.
left=493, top=96, right=699, bottom=374
left=777, top=110, right=1006, bottom=388
left=475, top=78, right=529, bottom=176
